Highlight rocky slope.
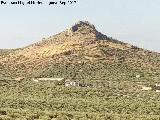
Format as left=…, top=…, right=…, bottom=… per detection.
left=0, top=21, right=160, bottom=79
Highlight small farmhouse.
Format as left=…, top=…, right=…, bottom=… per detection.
left=65, top=80, right=80, bottom=87
left=136, top=75, right=141, bottom=78
left=156, top=90, right=160, bottom=93
left=142, top=86, right=152, bottom=91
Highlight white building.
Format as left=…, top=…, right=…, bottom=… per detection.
left=65, top=80, right=80, bottom=87
left=142, top=86, right=152, bottom=91
left=136, top=75, right=141, bottom=78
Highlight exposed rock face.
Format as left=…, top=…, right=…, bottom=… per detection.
left=69, top=21, right=110, bottom=40
left=71, top=21, right=96, bottom=32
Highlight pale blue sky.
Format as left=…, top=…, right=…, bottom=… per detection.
left=0, top=0, right=160, bottom=52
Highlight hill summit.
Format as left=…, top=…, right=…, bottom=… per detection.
left=68, top=21, right=110, bottom=40
left=0, top=21, right=159, bottom=79
left=71, top=21, right=96, bottom=32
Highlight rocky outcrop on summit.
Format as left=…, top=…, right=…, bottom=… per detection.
left=69, top=21, right=110, bottom=40
left=71, top=21, right=96, bottom=32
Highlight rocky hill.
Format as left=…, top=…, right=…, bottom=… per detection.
left=0, top=21, right=160, bottom=79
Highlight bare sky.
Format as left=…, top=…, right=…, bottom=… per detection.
left=0, top=0, right=160, bottom=52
